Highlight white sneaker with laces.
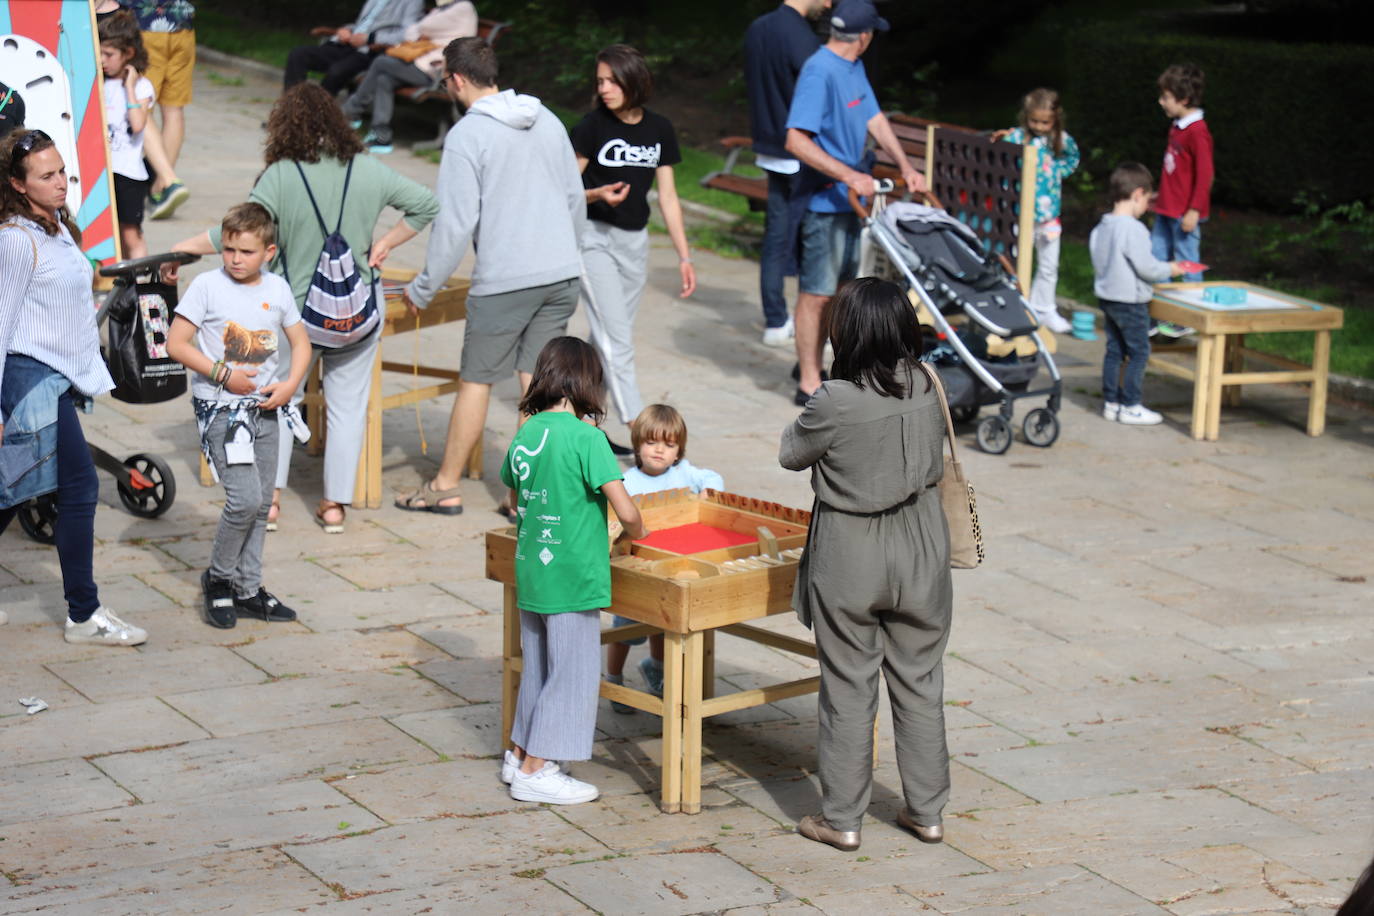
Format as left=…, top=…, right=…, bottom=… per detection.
left=509, top=761, right=598, bottom=804
left=500, top=750, right=568, bottom=784
left=1102, top=401, right=1121, bottom=421
left=1040, top=311, right=1073, bottom=334
left=761, top=317, right=794, bottom=347
left=1117, top=404, right=1163, bottom=426
left=64, top=606, right=148, bottom=646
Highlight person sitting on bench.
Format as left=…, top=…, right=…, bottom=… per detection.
left=343, top=0, right=478, bottom=154
left=284, top=0, right=423, bottom=95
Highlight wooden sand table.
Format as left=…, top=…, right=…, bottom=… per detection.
left=487, top=489, right=814, bottom=814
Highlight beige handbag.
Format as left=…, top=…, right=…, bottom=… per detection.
left=385, top=39, right=438, bottom=63
left=920, top=363, right=984, bottom=569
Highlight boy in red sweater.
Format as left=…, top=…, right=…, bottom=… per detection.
left=1151, top=63, right=1213, bottom=284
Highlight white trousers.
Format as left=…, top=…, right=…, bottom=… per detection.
left=580, top=220, right=649, bottom=426
left=1028, top=219, right=1062, bottom=318
left=274, top=327, right=381, bottom=505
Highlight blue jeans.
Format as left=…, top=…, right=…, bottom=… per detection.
left=1150, top=215, right=1203, bottom=281
left=0, top=389, right=101, bottom=620
left=759, top=171, right=794, bottom=329
left=1099, top=299, right=1152, bottom=407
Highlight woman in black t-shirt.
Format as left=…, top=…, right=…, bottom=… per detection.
left=570, top=44, right=696, bottom=449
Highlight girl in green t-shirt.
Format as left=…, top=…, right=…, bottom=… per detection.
left=499, top=337, right=649, bottom=805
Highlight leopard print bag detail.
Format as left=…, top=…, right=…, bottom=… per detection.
left=920, top=363, right=984, bottom=569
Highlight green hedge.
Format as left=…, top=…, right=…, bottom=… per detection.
left=1064, top=25, right=1374, bottom=211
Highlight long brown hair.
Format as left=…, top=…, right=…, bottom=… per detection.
left=98, top=11, right=149, bottom=74
left=1019, top=87, right=1066, bottom=158
left=263, top=83, right=364, bottom=166
left=518, top=337, right=606, bottom=422
left=0, top=130, right=82, bottom=243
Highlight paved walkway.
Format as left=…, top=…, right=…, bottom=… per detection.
left=2, top=61, right=1373, bottom=915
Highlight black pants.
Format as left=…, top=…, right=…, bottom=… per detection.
left=284, top=42, right=376, bottom=94
left=0, top=389, right=101, bottom=621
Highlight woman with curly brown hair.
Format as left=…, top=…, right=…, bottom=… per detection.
left=168, top=83, right=438, bottom=533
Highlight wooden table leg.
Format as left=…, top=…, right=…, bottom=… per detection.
left=681, top=631, right=705, bottom=815
left=659, top=631, right=685, bottom=813
left=1308, top=329, right=1332, bottom=437
left=306, top=361, right=326, bottom=456
left=501, top=585, right=521, bottom=750
left=1224, top=334, right=1244, bottom=407
left=1190, top=334, right=1213, bottom=440
left=1206, top=332, right=1226, bottom=441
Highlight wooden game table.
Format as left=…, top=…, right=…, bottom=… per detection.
left=486, top=489, right=815, bottom=814
left=1147, top=281, right=1343, bottom=441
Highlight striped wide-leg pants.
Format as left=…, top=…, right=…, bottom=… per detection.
left=511, top=608, right=602, bottom=761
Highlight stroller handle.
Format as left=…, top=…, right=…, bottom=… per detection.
left=99, top=250, right=201, bottom=280
left=847, top=179, right=945, bottom=220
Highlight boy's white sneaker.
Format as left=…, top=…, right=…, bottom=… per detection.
left=1102, top=401, right=1121, bottom=421
left=500, top=750, right=568, bottom=784
left=761, top=318, right=794, bottom=347
left=509, top=761, right=598, bottom=804
left=1117, top=404, right=1163, bottom=426
left=64, top=606, right=147, bottom=646
left=1040, top=311, right=1073, bottom=334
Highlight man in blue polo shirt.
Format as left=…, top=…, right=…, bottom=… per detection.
left=785, top=0, right=923, bottom=405
left=744, top=0, right=830, bottom=348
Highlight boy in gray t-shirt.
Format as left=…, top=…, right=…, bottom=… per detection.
left=1089, top=163, right=1184, bottom=427
left=168, top=203, right=310, bottom=629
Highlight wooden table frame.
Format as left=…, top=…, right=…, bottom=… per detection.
left=199, top=268, right=481, bottom=505
left=487, top=490, right=818, bottom=814
left=1147, top=282, right=1343, bottom=441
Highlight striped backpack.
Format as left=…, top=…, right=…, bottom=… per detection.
left=290, top=159, right=380, bottom=348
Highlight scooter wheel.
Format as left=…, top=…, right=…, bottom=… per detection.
left=118, top=453, right=177, bottom=518
left=976, top=415, right=1013, bottom=455
left=1022, top=408, right=1060, bottom=448
left=17, top=494, right=58, bottom=545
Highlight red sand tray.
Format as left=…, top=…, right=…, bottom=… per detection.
left=634, top=522, right=758, bottom=555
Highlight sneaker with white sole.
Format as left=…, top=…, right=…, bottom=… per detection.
left=500, top=750, right=568, bottom=784
left=0, top=610, right=8, bottom=625
left=64, top=606, right=148, bottom=646
left=1117, top=404, right=1163, bottom=426
left=1039, top=312, right=1073, bottom=334
left=509, top=761, right=598, bottom=804
left=639, top=656, right=664, bottom=697
left=761, top=317, right=794, bottom=347
left=1102, top=401, right=1121, bottom=421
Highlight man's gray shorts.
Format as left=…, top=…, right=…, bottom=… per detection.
left=460, top=277, right=580, bottom=384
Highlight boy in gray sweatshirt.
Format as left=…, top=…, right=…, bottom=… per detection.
left=398, top=37, right=587, bottom=515
left=1089, top=163, right=1184, bottom=426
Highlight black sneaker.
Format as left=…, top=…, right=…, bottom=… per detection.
left=201, top=570, right=237, bottom=629
left=790, top=363, right=830, bottom=382
left=794, top=387, right=815, bottom=407
left=234, top=588, right=297, bottom=622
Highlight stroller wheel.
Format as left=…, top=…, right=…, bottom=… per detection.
left=17, top=494, right=58, bottom=545
left=1022, top=408, right=1061, bottom=448
left=976, top=415, right=1013, bottom=455
left=952, top=404, right=979, bottom=424
left=117, top=453, right=177, bottom=518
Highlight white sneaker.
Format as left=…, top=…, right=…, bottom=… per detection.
left=1040, top=312, right=1072, bottom=334
left=64, top=606, right=148, bottom=646
left=509, top=761, right=598, bottom=804
left=1102, top=401, right=1121, bottom=421
left=761, top=318, right=794, bottom=347
left=0, top=610, right=8, bottom=625
left=500, top=750, right=568, bottom=785
left=1117, top=404, right=1163, bottom=426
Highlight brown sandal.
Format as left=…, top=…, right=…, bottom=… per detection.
left=314, top=501, right=345, bottom=534
left=265, top=494, right=281, bottom=532
left=394, top=479, right=464, bottom=515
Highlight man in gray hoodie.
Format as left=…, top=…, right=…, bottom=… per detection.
left=398, top=37, right=587, bottom=514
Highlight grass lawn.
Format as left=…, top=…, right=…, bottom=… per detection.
left=195, top=9, right=297, bottom=70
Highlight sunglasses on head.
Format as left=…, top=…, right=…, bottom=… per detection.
left=13, top=129, right=52, bottom=158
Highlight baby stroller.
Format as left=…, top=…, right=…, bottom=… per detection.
left=15, top=251, right=199, bottom=543
left=854, top=182, right=1062, bottom=454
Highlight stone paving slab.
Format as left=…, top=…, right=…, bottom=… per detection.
left=0, top=848, right=335, bottom=915
left=0, top=696, right=210, bottom=766
left=92, top=719, right=438, bottom=802
left=901, top=863, right=1169, bottom=914
left=46, top=644, right=265, bottom=701
left=0, top=759, right=134, bottom=827
left=543, top=850, right=781, bottom=914
left=0, top=781, right=383, bottom=882
left=256, top=876, right=593, bottom=914
left=232, top=630, right=451, bottom=678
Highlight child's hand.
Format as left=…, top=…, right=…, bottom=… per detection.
left=123, top=65, right=139, bottom=86
left=224, top=367, right=258, bottom=396
left=1169, top=261, right=1187, bottom=277
left=1181, top=209, right=1200, bottom=234
left=256, top=381, right=292, bottom=410
left=989, top=128, right=1012, bottom=141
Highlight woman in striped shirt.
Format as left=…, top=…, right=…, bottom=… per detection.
left=0, top=129, right=150, bottom=645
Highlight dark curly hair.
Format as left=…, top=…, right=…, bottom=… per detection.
left=0, top=130, right=81, bottom=242
left=98, top=11, right=149, bottom=74
left=263, top=83, right=364, bottom=166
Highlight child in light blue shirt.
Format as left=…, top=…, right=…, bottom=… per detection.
left=607, top=404, right=723, bottom=709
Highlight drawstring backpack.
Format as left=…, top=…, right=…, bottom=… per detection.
left=285, top=158, right=380, bottom=348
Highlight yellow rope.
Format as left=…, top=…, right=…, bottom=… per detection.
left=413, top=312, right=428, bottom=455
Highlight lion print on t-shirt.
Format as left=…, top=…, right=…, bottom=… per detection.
left=222, top=321, right=277, bottom=364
